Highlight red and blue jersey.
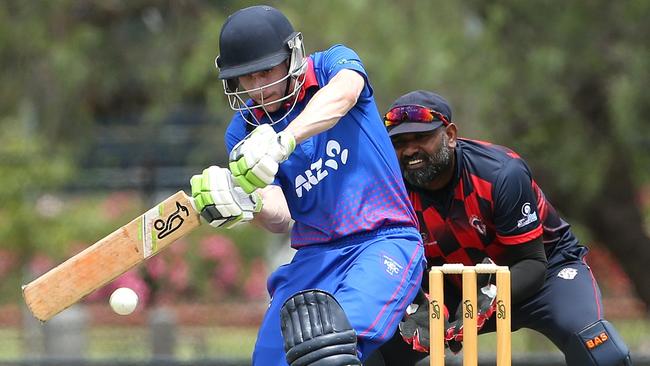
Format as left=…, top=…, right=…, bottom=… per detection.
left=409, top=138, right=579, bottom=266
left=225, top=44, right=417, bottom=247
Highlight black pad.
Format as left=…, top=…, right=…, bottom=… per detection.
left=280, top=289, right=361, bottom=366
left=566, top=319, right=632, bottom=365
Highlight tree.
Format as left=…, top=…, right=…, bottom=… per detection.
left=286, top=0, right=650, bottom=305
left=2, top=0, right=649, bottom=306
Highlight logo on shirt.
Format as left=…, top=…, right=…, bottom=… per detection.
left=517, top=202, right=538, bottom=228
left=469, top=215, right=487, bottom=236
left=336, top=59, right=364, bottom=68
left=557, top=267, right=578, bottom=280
left=293, top=139, right=349, bottom=198
left=381, top=254, right=403, bottom=276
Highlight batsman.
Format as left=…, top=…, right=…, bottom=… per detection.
left=368, top=90, right=632, bottom=366
left=189, top=5, right=425, bottom=365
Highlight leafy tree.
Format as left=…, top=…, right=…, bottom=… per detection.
left=1, top=0, right=649, bottom=306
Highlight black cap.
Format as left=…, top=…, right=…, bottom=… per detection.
left=385, top=90, right=453, bottom=137
left=217, top=5, right=297, bottom=80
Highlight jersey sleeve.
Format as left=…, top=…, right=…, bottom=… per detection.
left=493, top=158, right=543, bottom=244
left=224, top=115, right=248, bottom=154
left=319, top=44, right=373, bottom=99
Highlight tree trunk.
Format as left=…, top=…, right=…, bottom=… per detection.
left=571, top=77, right=650, bottom=308
left=582, top=158, right=650, bottom=308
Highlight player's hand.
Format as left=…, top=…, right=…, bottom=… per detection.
left=399, top=289, right=432, bottom=352
left=399, top=289, right=453, bottom=353
left=228, top=124, right=296, bottom=194
left=445, top=260, right=498, bottom=353
left=190, top=166, right=263, bottom=228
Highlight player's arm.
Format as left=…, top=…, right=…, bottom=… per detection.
left=253, top=185, right=293, bottom=233
left=492, top=158, right=549, bottom=304
left=500, top=237, right=547, bottom=304
left=284, top=69, right=364, bottom=144
left=228, top=69, right=364, bottom=194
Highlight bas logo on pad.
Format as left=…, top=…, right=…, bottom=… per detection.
left=585, top=331, right=609, bottom=349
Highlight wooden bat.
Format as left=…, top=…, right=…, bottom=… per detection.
left=22, top=191, right=201, bottom=322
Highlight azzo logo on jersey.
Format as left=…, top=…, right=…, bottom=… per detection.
left=294, top=139, right=349, bottom=198
left=517, top=202, right=538, bottom=228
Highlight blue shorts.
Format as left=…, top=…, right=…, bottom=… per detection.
left=252, top=226, right=425, bottom=365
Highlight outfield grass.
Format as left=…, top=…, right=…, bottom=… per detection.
left=478, top=319, right=650, bottom=355
left=0, top=319, right=648, bottom=360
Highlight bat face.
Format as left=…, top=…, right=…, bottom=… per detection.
left=22, top=191, right=201, bottom=322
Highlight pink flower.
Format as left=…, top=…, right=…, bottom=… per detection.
left=112, top=270, right=151, bottom=306
left=169, top=258, right=189, bottom=292
left=67, top=242, right=89, bottom=257
left=169, top=238, right=188, bottom=256
left=0, top=249, right=17, bottom=278
left=146, top=255, right=167, bottom=281
left=200, top=235, right=237, bottom=261
left=102, top=192, right=138, bottom=220
left=28, top=254, right=54, bottom=277
left=244, top=258, right=268, bottom=300
left=214, top=260, right=240, bottom=290
left=86, top=269, right=151, bottom=306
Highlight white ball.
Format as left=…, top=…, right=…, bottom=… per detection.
left=109, top=287, right=139, bottom=315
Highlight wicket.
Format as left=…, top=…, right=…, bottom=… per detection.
left=428, top=263, right=511, bottom=366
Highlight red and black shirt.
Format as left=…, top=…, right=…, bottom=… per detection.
left=410, top=138, right=577, bottom=267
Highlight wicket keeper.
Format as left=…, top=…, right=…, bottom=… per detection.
left=370, top=90, right=632, bottom=366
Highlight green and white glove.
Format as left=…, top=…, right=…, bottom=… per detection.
left=229, top=124, right=296, bottom=194
left=190, top=166, right=263, bottom=228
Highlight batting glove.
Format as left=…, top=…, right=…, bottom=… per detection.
left=229, top=124, right=296, bottom=194
left=190, top=166, right=263, bottom=228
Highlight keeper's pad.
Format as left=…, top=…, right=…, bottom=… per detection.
left=565, top=319, right=632, bottom=366
left=280, top=289, right=361, bottom=366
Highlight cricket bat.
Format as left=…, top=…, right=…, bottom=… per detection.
left=22, top=190, right=201, bottom=322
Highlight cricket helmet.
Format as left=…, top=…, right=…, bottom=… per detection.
left=215, top=5, right=307, bottom=125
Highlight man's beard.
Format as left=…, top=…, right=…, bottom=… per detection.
left=402, top=135, right=453, bottom=189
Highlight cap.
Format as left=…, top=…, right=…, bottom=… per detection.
left=385, top=90, right=453, bottom=137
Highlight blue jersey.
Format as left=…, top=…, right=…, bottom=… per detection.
left=225, top=44, right=417, bottom=247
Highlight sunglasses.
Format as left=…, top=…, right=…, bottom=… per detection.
left=384, top=105, right=450, bottom=128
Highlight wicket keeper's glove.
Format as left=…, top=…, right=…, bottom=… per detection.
left=229, top=124, right=296, bottom=194
left=445, top=277, right=498, bottom=353
left=190, top=166, right=262, bottom=228
left=399, top=289, right=451, bottom=353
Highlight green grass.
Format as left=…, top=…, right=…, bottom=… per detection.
left=476, top=319, right=650, bottom=355
left=0, top=319, right=648, bottom=360
left=0, top=328, right=21, bottom=359
left=87, top=326, right=257, bottom=359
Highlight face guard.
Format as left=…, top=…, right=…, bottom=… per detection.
left=218, top=33, right=308, bottom=126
